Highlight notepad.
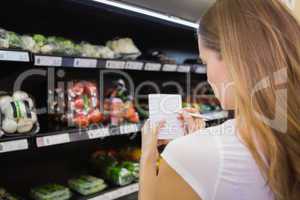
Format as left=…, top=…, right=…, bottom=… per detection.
left=148, top=94, right=184, bottom=139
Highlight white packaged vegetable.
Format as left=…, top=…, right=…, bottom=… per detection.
left=0, top=91, right=38, bottom=135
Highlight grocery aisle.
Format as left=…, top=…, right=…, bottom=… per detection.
left=0, top=0, right=230, bottom=200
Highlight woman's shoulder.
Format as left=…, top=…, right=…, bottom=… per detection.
left=161, top=119, right=263, bottom=198
left=161, top=119, right=237, bottom=200
left=161, top=119, right=272, bottom=200
left=163, top=119, right=237, bottom=155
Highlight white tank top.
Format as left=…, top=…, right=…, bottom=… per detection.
left=161, top=119, right=274, bottom=200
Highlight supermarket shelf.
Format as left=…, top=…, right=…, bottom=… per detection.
left=0, top=110, right=229, bottom=153
left=0, top=49, right=30, bottom=62
left=36, top=123, right=143, bottom=148
left=82, top=183, right=139, bottom=200
left=0, top=123, right=143, bottom=153
left=33, top=54, right=206, bottom=74
left=0, top=49, right=206, bottom=74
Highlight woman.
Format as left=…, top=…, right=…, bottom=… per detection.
left=139, top=0, right=300, bottom=200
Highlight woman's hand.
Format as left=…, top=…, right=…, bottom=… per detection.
left=141, top=120, right=165, bottom=163
left=178, top=107, right=206, bottom=135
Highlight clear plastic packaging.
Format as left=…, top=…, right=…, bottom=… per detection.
left=0, top=91, right=40, bottom=137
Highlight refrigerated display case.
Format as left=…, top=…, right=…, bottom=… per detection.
left=0, top=0, right=231, bottom=199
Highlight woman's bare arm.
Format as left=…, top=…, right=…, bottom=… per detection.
left=156, top=159, right=201, bottom=200
left=139, top=158, right=201, bottom=200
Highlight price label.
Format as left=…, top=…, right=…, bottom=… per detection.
left=88, top=128, right=110, bottom=139
left=105, top=60, right=125, bottom=69
left=0, top=139, right=28, bottom=153
left=162, top=64, right=177, bottom=72
left=88, top=183, right=138, bottom=200
left=125, top=61, right=143, bottom=70
left=195, top=66, right=207, bottom=74
left=144, top=63, right=161, bottom=71
left=73, top=58, right=97, bottom=68
left=89, top=195, right=107, bottom=200
left=120, top=124, right=138, bottom=134
left=34, top=56, right=62, bottom=66
left=0, top=50, right=29, bottom=62
left=177, top=65, right=191, bottom=73
left=36, top=133, right=70, bottom=147
left=202, top=111, right=229, bottom=121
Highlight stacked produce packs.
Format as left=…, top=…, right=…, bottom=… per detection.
left=50, top=79, right=140, bottom=128
left=30, top=184, right=71, bottom=200
left=68, top=175, right=107, bottom=196
left=0, top=28, right=141, bottom=59
left=91, top=147, right=141, bottom=186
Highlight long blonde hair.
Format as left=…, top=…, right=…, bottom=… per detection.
left=198, top=0, right=300, bottom=199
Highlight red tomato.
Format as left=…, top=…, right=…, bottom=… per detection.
left=73, top=115, right=89, bottom=127
left=88, top=109, right=103, bottom=123
left=128, top=112, right=139, bottom=123
left=74, top=97, right=84, bottom=110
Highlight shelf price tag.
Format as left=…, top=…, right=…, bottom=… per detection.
left=0, top=50, right=29, bottom=62
left=162, top=64, right=177, bottom=72
left=125, top=61, right=143, bottom=70
left=194, top=66, right=207, bottom=74
left=88, top=183, right=139, bottom=200
left=89, top=195, right=107, bottom=200
left=0, top=139, right=29, bottom=153
left=36, top=133, right=70, bottom=147
left=120, top=124, right=139, bottom=134
left=34, top=56, right=62, bottom=66
left=88, top=128, right=110, bottom=139
left=202, top=111, right=229, bottom=121
left=73, top=58, right=97, bottom=68
left=106, top=60, right=125, bottom=69
left=177, top=65, right=191, bottom=73
left=144, top=63, right=161, bottom=71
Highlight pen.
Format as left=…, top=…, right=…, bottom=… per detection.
left=175, top=111, right=210, bottom=121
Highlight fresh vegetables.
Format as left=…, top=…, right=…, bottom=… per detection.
left=0, top=91, right=38, bottom=134
left=183, top=97, right=221, bottom=113
left=120, top=161, right=140, bottom=180
left=0, top=28, right=140, bottom=59
left=68, top=175, right=107, bottom=195
left=106, top=166, right=135, bottom=186
left=106, top=79, right=140, bottom=125
left=8, top=32, right=22, bottom=49
left=30, top=184, right=71, bottom=200
left=0, top=187, right=20, bottom=200
left=50, top=79, right=140, bottom=127
left=91, top=148, right=140, bottom=186
left=0, top=29, right=9, bottom=48
left=21, top=35, right=38, bottom=53
left=67, top=81, right=103, bottom=128
left=106, top=38, right=141, bottom=59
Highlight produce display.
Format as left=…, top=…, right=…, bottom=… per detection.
left=105, top=79, right=140, bottom=126
left=183, top=97, right=221, bottom=113
left=91, top=147, right=140, bottom=186
left=68, top=175, right=107, bottom=196
left=30, top=184, right=71, bottom=200
left=0, top=91, right=38, bottom=135
left=50, top=79, right=140, bottom=128
left=106, top=38, right=141, bottom=59
left=66, top=81, right=103, bottom=128
left=0, top=28, right=141, bottom=59
left=0, top=187, right=20, bottom=200
left=120, top=161, right=139, bottom=180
